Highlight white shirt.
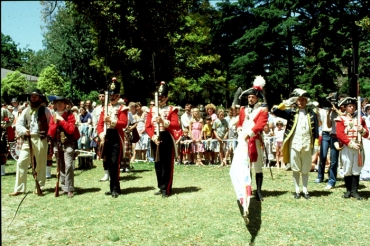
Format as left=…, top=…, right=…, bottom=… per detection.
left=181, top=111, right=192, bottom=131
left=319, top=108, right=332, bottom=132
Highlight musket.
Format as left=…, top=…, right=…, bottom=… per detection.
left=356, top=74, right=363, bottom=166
left=55, top=124, right=65, bottom=197
left=28, top=134, right=42, bottom=196
left=152, top=53, right=160, bottom=162
left=99, top=90, right=109, bottom=161
left=154, top=91, right=160, bottom=162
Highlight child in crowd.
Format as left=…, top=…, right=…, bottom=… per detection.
left=224, top=106, right=239, bottom=164
left=274, top=120, right=285, bottom=168
left=176, top=128, right=192, bottom=165
left=201, top=116, right=214, bottom=164
left=213, top=109, right=229, bottom=166
left=262, top=123, right=274, bottom=167
left=190, top=108, right=204, bottom=166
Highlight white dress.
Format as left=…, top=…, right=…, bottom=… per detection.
left=360, top=115, right=370, bottom=181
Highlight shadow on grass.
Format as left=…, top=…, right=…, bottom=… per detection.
left=237, top=199, right=261, bottom=245
left=119, top=175, right=142, bottom=181
left=128, top=169, right=152, bottom=173
left=172, top=186, right=201, bottom=194
left=259, top=190, right=287, bottom=198
left=359, top=190, right=370, bottom=199
left=306, top=190, right=331, bottom=197
left=121, top=186, right=156, bottom=195
left=75, top=187, right=101, bottom=195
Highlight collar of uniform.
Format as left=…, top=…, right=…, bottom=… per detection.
left=159, top=104, right=168, bottom=109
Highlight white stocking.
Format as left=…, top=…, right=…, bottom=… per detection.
left=293, top=171, right=300, bottom=193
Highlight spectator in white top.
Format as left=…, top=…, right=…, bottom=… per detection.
left=180, top=103, right=192, bottom=131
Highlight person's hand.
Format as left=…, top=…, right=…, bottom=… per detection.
left=245, top=134, right=250, bottom=140
left=356, top=125, right=364, bottom=133
left=348, top=140, right=360, bottom=150
left=25, top=130, right=30, bottom=136
left=55, top=114, right=64, bottom=122
left=155, top=116, right=163, bottom=124
left=104, top=116, right=111, bottom=124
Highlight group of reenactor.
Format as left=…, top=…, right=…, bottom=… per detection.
left=3, top=76, right=368, bottom=214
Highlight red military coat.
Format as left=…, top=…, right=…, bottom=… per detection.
left=48, top=111, right=76, bottom=140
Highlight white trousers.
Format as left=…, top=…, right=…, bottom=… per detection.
left=14, top=136, right=48, bottom=192
left=341, top=146, right=362, bottom=176
left=290, top=147, right=312, bottom=174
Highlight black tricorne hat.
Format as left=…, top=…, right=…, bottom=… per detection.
left=108, top=77, right=121, bottom=95
left=338, top=97, right=357, bottom=107
left=289, top=88, right=310, bottom=98
left=158, top=81, right=168, bottom=97
left=53, top=96, right=69, bottom=104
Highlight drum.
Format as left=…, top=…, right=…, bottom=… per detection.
left=9, top=142, right=19, bottom=160
left=77, top=154, right=93, bottom=169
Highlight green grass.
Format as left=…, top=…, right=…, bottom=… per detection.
left=1, top=159, right=370, bottom=246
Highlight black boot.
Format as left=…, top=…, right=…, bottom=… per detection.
left=350, top=175, right=363, bottom=200
left=342, top=176, right=352, bottom=198
left=255, top=173, right=264, bottom=201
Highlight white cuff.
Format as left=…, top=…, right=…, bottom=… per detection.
left=163, top=120, right=170, bottom=128
left=246, top=129, right=255, bottom=138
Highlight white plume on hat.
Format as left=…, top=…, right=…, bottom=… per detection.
left=253, top=75, right=266, bottom=90
left=239, top=75, right=266, bottom=99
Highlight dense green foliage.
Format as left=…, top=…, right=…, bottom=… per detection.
left=1, top=71, right=30, bottom=103
left=1, top=0, right=369, bottom=107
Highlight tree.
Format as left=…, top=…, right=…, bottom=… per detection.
left=37, top=64, right=65, bottom=96
left=1, top=71, right=29, bottom=103
left=1, top=33, right=23, bottom=70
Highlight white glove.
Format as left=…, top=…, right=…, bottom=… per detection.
left=348, top=140, right=360, bottom=150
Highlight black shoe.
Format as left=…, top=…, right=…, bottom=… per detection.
left=162, top=193, right=169, bottom=198
left=303, top=193, right=311, bottom=200
left=105, top=191, right=112, bottom=195
left=256, top=191, right=264, bottom=201
left=294, top=193, right=301, bottom=199
left=350, top=192, right=363, bottom=200
left=342, top=191, right=351, bottom=199
left=112, top=191, right=119, bottom=198
left=154, top=191, right=162, bottom=196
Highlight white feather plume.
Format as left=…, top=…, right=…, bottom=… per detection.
left=253, top=75, right=265, bottom=89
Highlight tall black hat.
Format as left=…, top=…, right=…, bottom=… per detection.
left=158, top=81, right=169, bottom=97
left=108, top=77, right=121, bottom=95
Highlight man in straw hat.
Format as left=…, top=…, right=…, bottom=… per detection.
left=335, top=97, right=368, bottom=200
left=9, top=89, right=52, bottom=196
left=97, top=77, right=129, bottom=198
left=272, top=88, right=319, bottom=199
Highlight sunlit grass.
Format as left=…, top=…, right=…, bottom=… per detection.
left=1, top=159, right=369, bottom=245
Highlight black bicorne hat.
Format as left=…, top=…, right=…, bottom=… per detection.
left=158, top=81, right=168, bottom=97
left=239, top=76, right=266, bottom=99
left=338, top=97, right=357, bottom=107
left=108, top=77, right=121, bottom=95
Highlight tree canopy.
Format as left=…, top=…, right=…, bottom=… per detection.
left=2, top=0, right=369, bottom=107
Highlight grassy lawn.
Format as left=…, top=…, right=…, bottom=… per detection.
left=1, top=158, right=369, bottom=246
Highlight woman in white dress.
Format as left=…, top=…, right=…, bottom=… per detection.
left=360, top=104, right=370, bottom=181
left=135, top=103, right=148, bottom=161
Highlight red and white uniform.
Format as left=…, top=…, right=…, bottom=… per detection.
left=237, top=104, right=268, bottom=173
left=146, top=105, right=180, bottom=148
left=336, top=113, right=369, bottom=176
